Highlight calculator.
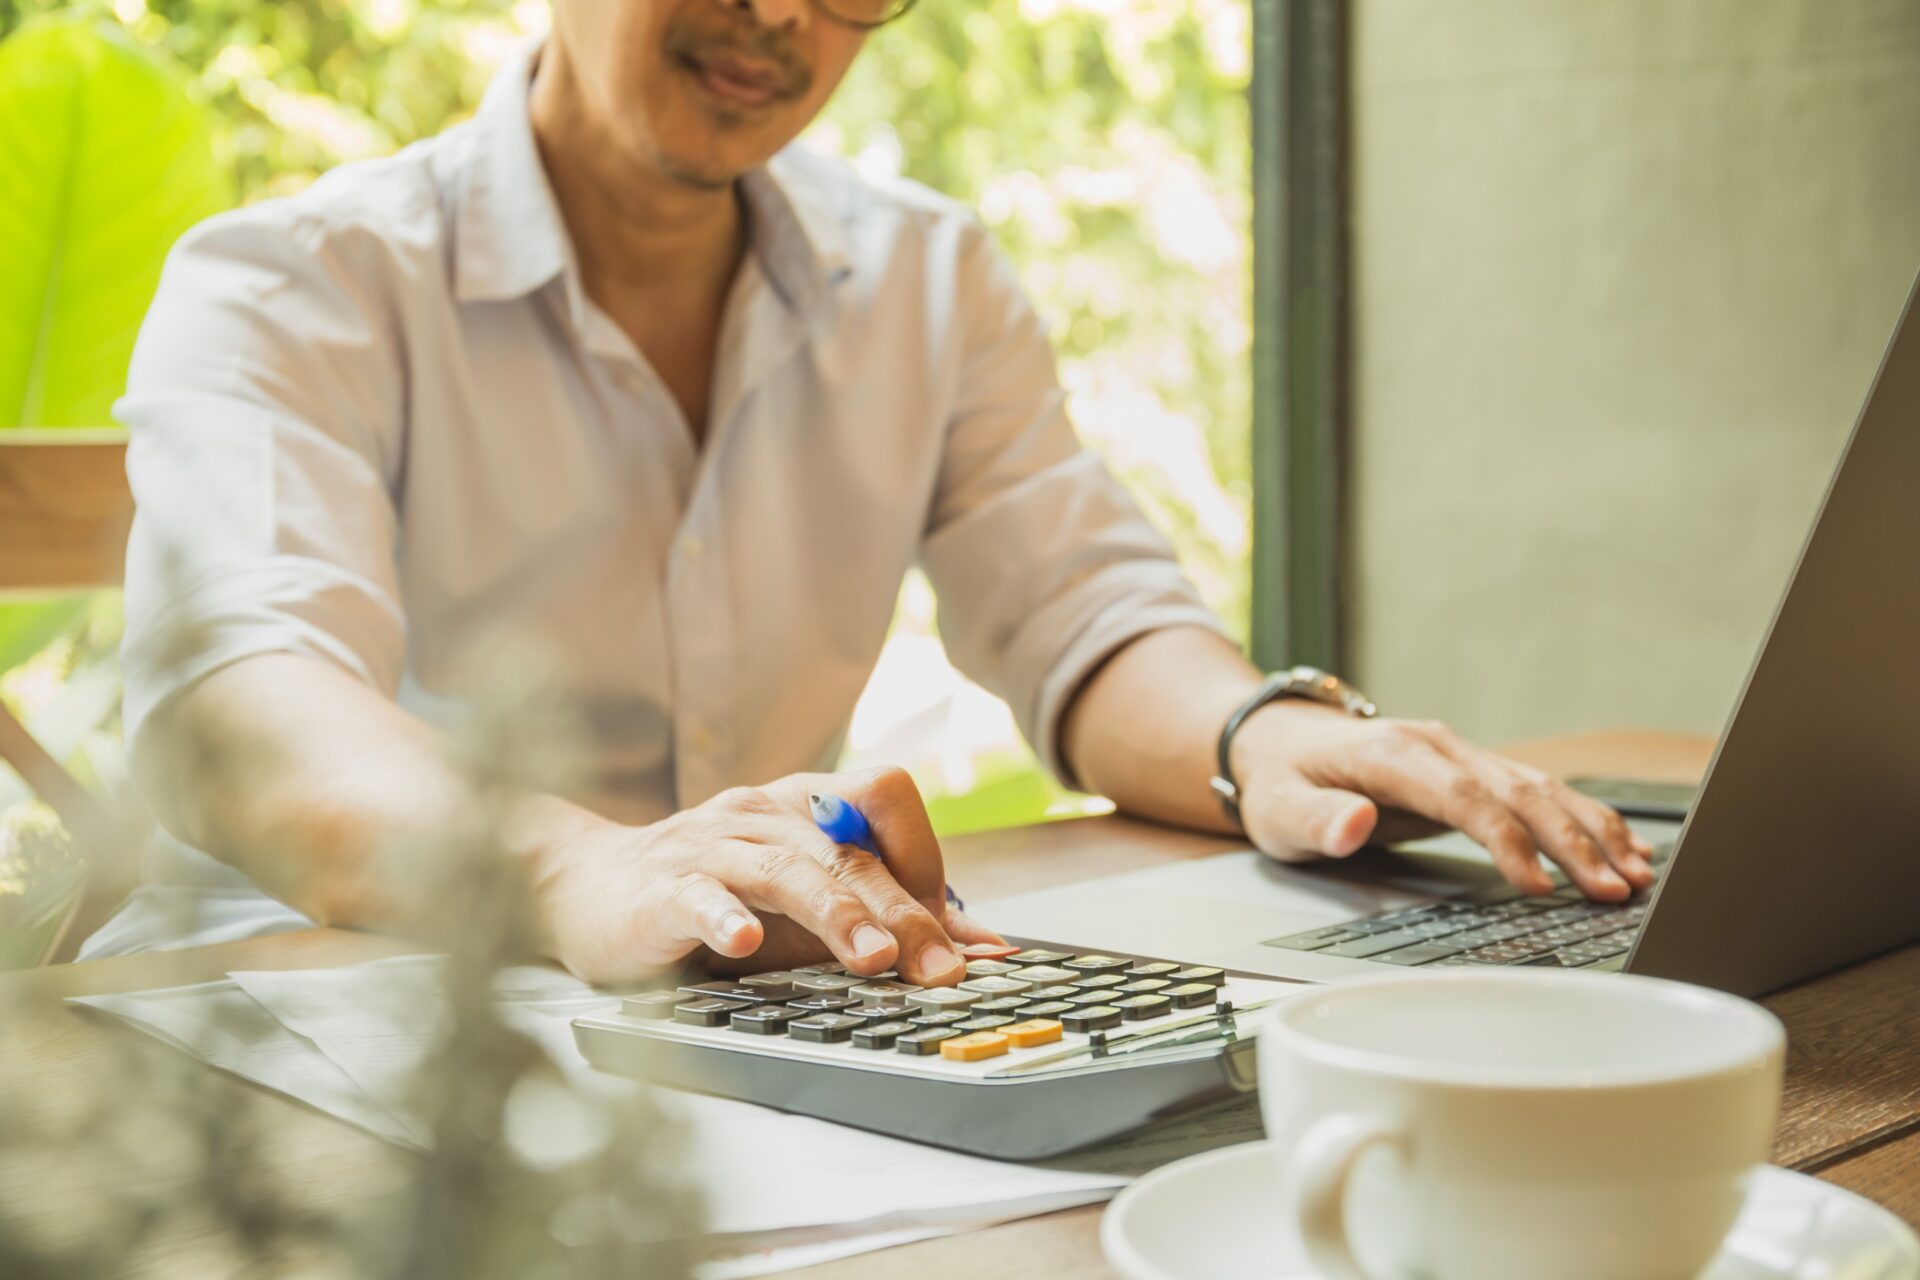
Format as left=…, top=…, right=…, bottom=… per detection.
left=571, top=943, right=1300, bottom=1159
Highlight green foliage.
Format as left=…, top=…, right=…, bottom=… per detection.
left=0, top=13, right=229, bottom=428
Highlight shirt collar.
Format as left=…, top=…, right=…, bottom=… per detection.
left=455, top=40, right=854, bottom=320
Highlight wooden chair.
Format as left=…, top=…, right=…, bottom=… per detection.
left=0, top=430, right=138, bottom=964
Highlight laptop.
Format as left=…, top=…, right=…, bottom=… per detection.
left=987, top=271, right=1920, bottom=999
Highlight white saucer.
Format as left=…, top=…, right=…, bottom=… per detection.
left=1101, top=1140, right=1920, bottom=1280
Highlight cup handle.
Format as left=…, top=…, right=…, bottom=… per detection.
left=1284, top=1114, right=1401, bottom=1280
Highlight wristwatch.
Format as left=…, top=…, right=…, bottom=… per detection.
left=1210, top=666, right=1378, bottom=824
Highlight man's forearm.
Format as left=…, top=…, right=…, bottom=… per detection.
left=136, top=653, right=607, bottom=947
left=1058, top=626, right=1265, bottom=835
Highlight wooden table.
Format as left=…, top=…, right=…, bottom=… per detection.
left=3, top=731, right=1916, bottom=1278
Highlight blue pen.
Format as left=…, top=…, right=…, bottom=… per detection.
left=808, top=792, right=965, bottom=912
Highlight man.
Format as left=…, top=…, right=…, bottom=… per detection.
left=87, top=0, right=1653, bottom=984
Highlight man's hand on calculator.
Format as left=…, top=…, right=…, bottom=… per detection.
left=1229, top=700, right=1657, bottom=901
left=535, top=766, right=1004, bottom=987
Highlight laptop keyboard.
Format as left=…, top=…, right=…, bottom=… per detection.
left=1262, top=844, right=1673, bottom=970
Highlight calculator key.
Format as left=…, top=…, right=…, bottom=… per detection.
left=963, top=960, right=1019, bottom=977
left=737, top=973, right=801, bottom=999
left=1061, top=1006, right=1124, bottom=1033
left=941, top=1031, right=1012, bottom=1061
left=972, top=997, right=1030, bottom=1016
left=959, top=975, right=1033, bottom=997
left=791, top=963, right=846, bottom=974
left=852, top=981, right=923, bottom=1004
left=1064, top=990, right=1122, bottom=1006
left=1008, top=949, right=1071, bottom=964
left=896, top=1027, right=963, bottom=1055
left=680, top=981, right=774, bottom=1005
left=851, top=1021, right=916, bottom=1050
left=672, top=998, right=736, bottom=1027
left=1117, top=978, right=1171, bottom=995
left=1027, top=985, right=1081, bottom=1002
left=1164, top=983, right=1219, bottom=1009
left=1113, top=994, right=1173, bottom=1021
left=1169, top=966, right=1226, bottom=986
left=1125, top=962, right=1182, bottom=980
left=909, top=1009, right=972, bottom=1028
left=959, top=943, right=1024, bottom=960
left=848, top=1003, right=913, bottom=1023
left=793, top=973, right=866, bottom=995
left=788, top=1013, right=865, bottom=1044
left=1063, top=955, right=1131, bottom=975
left=1009, top=965, right=1077, bottom=984
left=907, top=987, right=982, bottom=1011
left=1018, top=1000, right=1075, bottom=1019
left=956, top=1014, right=1015, bottom=1033
left=1070, top=973, right=1128, bottom=990
left=1001, top=1019, right=1064, bottom=1048
left=729, top=1005, right=804, bottom=1035
left=621, top=991, right=690, bottom=1019
left=786, top=995, right=859, bottom=1013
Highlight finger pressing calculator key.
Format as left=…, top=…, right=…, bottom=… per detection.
left=959, top=943, right=1023, bottom=960
left=940, top=1031, right=1011, bottom=1062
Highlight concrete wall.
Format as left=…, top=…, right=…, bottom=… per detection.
left=1348, top=0, right=1920, bottom=744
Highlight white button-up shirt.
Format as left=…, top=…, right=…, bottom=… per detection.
left=87, top=43, right=1219, bottom=955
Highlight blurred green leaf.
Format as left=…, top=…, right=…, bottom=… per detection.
left=0, top=596, right=87, bottom=673
left=0, top=13, right=230, bottom=428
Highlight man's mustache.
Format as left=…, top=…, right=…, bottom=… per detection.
left=663, top=17, right=815, bottom=101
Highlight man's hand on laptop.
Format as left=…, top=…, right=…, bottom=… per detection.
left=1231, top=702, right=1656, bottom=900
left=534, top=766, right=1003, bottom=987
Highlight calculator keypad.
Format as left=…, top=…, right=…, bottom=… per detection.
left=630, top=949, right=1244, bottom=1068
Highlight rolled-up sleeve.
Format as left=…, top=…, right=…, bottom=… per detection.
left=117, top=208, right=406, bottom=764
left=919, top=224, right=1226, bottom=783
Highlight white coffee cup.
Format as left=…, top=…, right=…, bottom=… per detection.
left=1258, top=969, right=1784, bottom=1280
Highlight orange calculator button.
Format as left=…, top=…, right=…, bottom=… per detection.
left=940, top=1031, right=1012, bottom=1061
left=1001, top=1019, right=1064, bottom=1048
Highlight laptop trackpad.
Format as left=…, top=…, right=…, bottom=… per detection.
left=978, top=839, right=1509, bottom=963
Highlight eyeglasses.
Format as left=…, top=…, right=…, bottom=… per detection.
left=812, top=0, right=920, bottom=30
